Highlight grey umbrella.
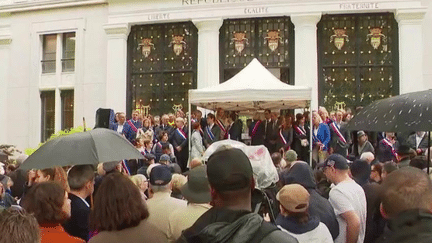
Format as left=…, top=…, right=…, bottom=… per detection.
left=20, top=128, right=144, bottom=170
left=346, top=89, right=432, bottom=172
left=346, top=89, right=432, bottom=132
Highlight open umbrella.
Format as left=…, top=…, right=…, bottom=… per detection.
left=346, top=89, right=432, bottom=132
left=20, top=128, right=144, bottom=170
left=346, top=89, right=432, bottom=172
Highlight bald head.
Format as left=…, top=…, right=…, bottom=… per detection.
left=381, top=167, right=432, bottom=217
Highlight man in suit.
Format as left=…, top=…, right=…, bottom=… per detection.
left=249, top=112, right=265, bottom=145
left=264, top=109, right=277, bottom=153
left=63, top=165, right=95, bottom=241
left=203, top=113, right=221, bottom=148
left=171, top=117, right=189, bottom=172
left=377, top=132, right=400, bottom=162
left=111, top=112, right=136, bottom=144
left=406, top=131, right=430, bottom=156
left=329, top=110, right=351, bottom=157
left=155, top=114, right=174, bottom=140
left=226, top=112, right=243, bottom=141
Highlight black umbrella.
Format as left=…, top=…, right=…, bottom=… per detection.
left=346, top=89, right=432, bottom=172
left=20, top=128, right=144, bottom=170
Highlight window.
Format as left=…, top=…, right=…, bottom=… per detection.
left=62, top=33, right=76, bottom=72
left=317, top=13, right=399, bottom=111
left=41, top=32, right=76, bottom=74
left=41, top=91, right=55, bottom=142
left=42, top=34, right=57, bottom=73
left=220, top=17, right=294, bottom=84
left=61, top=90, right=74, bottom=130
left=127, top=22, right=198, bottom=116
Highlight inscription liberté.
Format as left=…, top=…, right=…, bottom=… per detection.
left=182, top=0, right=253, bottom=5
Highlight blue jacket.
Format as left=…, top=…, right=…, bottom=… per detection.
left=313, top=123, right=331, bottom=151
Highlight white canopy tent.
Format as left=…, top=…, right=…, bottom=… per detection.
left=189, top=58, right=312, bottom=112
left=187, top=58, right=313, bottom=165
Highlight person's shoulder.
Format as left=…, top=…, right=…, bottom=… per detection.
left=260, top=226, right=298, bottom=243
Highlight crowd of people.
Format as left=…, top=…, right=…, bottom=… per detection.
left=0, top=106, right=432, bottom=243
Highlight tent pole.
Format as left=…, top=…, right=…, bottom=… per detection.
left=188, top=99, right=192, bottom=169
left=309, top=108, right=313, bottom=167
left=428, top=131, right=431, bottom=174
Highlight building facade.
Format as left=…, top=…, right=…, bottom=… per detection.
left=0, top=0, right=430, bottom=149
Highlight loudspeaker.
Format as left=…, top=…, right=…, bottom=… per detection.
left=95, top=108, right=113, bottom=129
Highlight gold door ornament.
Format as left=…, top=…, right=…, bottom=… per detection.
left=264, top=30, right=283, bottom=52
left=138, top=38, right=155, bottom=58
left=231, top=32, right=249, bottom=54
left=330, top=29, right=349, bottom=50
left=172, top=104, right=183, bottom=113
left=169, top=35, right=187, bottom=56
left=366, top=27, right=387, bottom=50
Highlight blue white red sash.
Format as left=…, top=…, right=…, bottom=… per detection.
left=216, top=119, right=226, bottom=133
left=127, top=120, right=138, bottom=133
left=206, top=126, right=215, bottom=140
left=294, top=125, right=306, bottom=136
left=177, top=128, right=187, bottom=140
left=121, top=160, right=130, bottom=175
left=157, top=142, right=163, bottom=149
left=382, top=138, right=399, bottom=160
left=329, top=122, right=347, bottom=144
left=279, top=129, right=287, bottom=144
left=251, top=120, right=262, bottom=138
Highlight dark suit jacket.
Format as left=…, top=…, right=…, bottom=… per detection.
left=329, top=121, right=351, bottom=157
left=171, top=127, right=188, bottom=150
left=377, top=139, right=399, bottom=162
left=227, top=120, right=243, bottom=141
left=249, top=120, right=265, bottom=145
left=406, top=134, right=430, bottom=154
left=203, top=124, right=221, bottom=147
left=63, top=193, right=90, bottom=241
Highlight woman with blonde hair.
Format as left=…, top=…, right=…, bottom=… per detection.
left=312, top=111, right=331, bottom=164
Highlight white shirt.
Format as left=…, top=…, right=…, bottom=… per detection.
left=278, top=222, right=333, bottom=243
left=328, top=179, right=367, bottom=243
left=117, top=124, right=124, bottom=134
left=416, top=133, right=425, bottom=149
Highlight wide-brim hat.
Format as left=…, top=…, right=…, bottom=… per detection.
left=180, top=166, right=211, bottom=203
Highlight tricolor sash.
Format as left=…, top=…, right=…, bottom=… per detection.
left=157, top=142, right=163, bottom=149
left=216, top=119, right=226, bottom=133
left=329, top=122, right=347, bottom=144
left=312, top=127, right=324, bottom=150
left=177, top=128, right=187, bottom=140
left=294, top=125, right=306, bottom=136
left=251, top=120, right=262, bottom=138
left=206, top=126, right=215, bottom=141
left=382, top=138, right=399, bottom=160
left=121, top=160, right=130, bottom=175
left=279, top=129, right=288, bottom=146
left=127, top=120, right=138, bottom=133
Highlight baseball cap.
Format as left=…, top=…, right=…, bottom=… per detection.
left=323, top=154, right=349, bottom=170
left=181, top=166, right=211, bottom=203
left=149, top=165, right=172, bottom=186
left=144, top=153, right=156, bottom=161
left=159, top=154, right=171, bottom=163
left=277, top=184, right=310, bottom=213
left=357, top=131, right=366, bottom=137
left=206, top=148, right=253, bottom=192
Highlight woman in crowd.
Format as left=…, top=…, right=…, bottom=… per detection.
left=130, top=174, right=149, bottom=200
left=89, top=173, right=167, bottom=243
left=190, top=122, right=205, bottom=162
left=312, top=111, right=331, bottom=164
left=370, top=163, right=383, bottom=184
left=142, top=118, right=152, bottom=133
left=22, top=181, right=84, bottom=243
left=152, top=131, right=174, bottom=162
left=293, top=113, right=310, bottom=162
left=276, top=115, right=294, bottom=154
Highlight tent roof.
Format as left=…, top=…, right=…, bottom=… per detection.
left=189, top=58, right=311, bottom=111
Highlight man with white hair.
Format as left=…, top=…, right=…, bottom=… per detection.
left=171, top=117, right=189, bottom=172
left=360, top=152, right=375, bottom=164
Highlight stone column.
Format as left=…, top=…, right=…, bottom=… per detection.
left=0, top=27, right=12, bottom=143
left=396, top=8, right=426, bottom=94
left=291, top=13, right=322, bottom=111
left=104, top=23, right=130, bottom=113
left=193, top=19, right=223, bottom=89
